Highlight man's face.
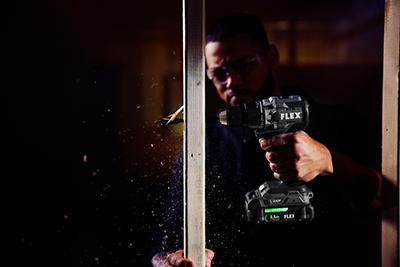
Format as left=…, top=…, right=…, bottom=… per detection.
left=205, top=34, right=271, bottom=106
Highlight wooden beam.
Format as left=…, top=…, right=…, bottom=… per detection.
left=382, top=0, right=400, bottom=266
left=182, top=0, right=206, bottom=266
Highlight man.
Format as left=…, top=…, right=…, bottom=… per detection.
left=150, top=13, right=381, bottom=267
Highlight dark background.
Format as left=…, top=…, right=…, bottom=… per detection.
left=5, top=0, right=384, bottom=266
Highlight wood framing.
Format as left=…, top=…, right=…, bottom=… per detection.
left=382, top=0, right=400, bottom=266
left=182, top=0, right=206, bottom=266
left=181, top=1, right=400, bottom=266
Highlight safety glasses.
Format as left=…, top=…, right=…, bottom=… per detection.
left=206, top=51, right=263, bottom=85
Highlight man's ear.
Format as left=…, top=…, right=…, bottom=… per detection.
left=266, top=44, right=279, bottom=72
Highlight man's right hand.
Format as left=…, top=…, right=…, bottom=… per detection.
left=151, top=249, right=214, bottom=267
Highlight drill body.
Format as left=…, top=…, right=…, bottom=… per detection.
left=218, top=95, right=309, bottom=138
left=217, top=95, right=314, bottom=223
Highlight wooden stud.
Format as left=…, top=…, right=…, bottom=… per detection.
left=183, top=0, right=206, bottom=266
left=382, top=0, right=400, bottom=266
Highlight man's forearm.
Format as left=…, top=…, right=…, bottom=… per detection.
left=325, top=146, right=381, bottom=212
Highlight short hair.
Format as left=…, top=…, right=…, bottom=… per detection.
left=206, top=13, right=269, bottom=48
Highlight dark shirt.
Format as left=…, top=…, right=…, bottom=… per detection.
left=150, top=87, right=380, bottom=266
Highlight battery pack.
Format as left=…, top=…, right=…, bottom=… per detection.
left=245, top=180, right=314, bottom=223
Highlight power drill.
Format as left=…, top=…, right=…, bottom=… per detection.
left=217, top=95, right=314, bottom=223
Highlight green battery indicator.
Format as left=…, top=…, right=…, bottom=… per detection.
left=264, top=207, right=289, bottom=213
left=264, top=207, right=290, bottom=222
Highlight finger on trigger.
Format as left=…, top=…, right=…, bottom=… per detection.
left=259, top=137, right=270, bottom=150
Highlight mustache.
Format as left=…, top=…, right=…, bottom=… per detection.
left=227, top=89, right=255, bottom=100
